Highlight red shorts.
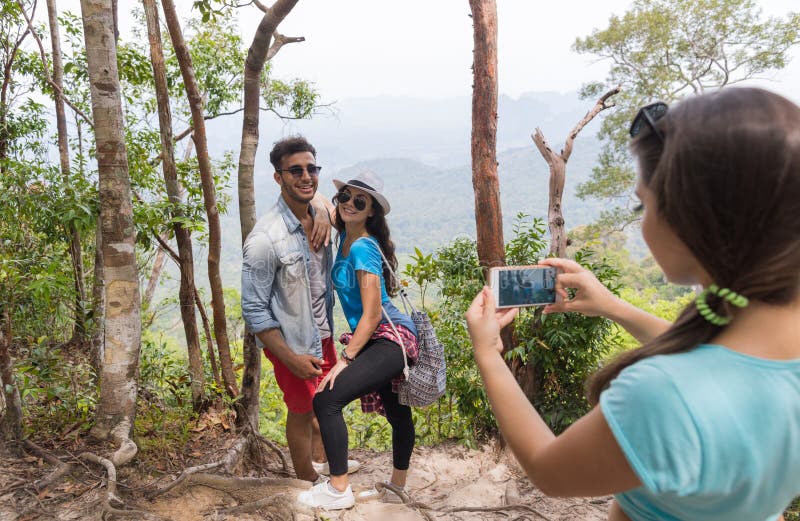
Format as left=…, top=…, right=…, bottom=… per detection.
left=263, top=336, right=336, bottom=414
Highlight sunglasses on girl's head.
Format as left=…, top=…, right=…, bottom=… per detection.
left=630, top=102, right=668, bottom=141
left=335, top=190, right=369, bottom=211
left=277, top=164, right=322, bottom=178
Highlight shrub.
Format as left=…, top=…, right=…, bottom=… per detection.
left=409, top=214, right=622, bottom=437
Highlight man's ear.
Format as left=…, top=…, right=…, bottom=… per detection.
left=273, top=171, right=282, bottom=185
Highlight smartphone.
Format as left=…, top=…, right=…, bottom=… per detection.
left=489, top=266, right=557, bottom=308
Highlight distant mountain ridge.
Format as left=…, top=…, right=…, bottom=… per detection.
left=194, top=91, right=611, bottom=290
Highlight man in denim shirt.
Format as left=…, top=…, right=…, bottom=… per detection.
left=242, top=136, right=358, bottom=481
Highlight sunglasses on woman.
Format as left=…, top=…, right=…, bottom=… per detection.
left=630, top=102, right=668, bottom=142
left=335, top=189, right=369, bottom=211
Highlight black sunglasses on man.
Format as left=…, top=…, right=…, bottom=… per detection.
left=277, top=164, right=322, bottom=178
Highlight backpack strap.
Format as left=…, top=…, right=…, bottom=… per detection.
left=357, top=236, right=412, bottom=379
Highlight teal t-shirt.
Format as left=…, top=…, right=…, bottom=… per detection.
left=332, top=235, right=416, bottom=336
left=600, top=344, right=800, bottom=521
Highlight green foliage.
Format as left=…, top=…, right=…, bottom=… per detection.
left=0, top=155, right=93, bottom=340
left=402, top=248, right=437, bottom=309
left=15, top=340, right=96, bottom=435
left=611, top=287, right=694, bottom=356
left=135, top=333, right=200, bottom=456
left=513, top=249, right=622, bottom=432
left=573, top=0, right=800, bottom=228
left=405, top=215, right=622, bottom=437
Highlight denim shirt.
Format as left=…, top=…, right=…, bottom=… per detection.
left=241, top=196, right=334, bottom=358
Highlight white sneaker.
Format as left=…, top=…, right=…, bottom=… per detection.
left=312, top=459, right=361, bottom=475
left=297, top=481, right=355, bottom=510
left=356, top=481, right=405, bottom=503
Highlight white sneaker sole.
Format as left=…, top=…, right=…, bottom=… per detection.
left=297, top=486, right=355, bottom=510
left=312, top=459, right=361, bottom=475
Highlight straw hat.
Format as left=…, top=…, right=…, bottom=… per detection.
left=332, top=169, right=391, bottom=215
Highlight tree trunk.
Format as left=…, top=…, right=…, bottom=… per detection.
left=80, top=0, right=141, bottom=467
left=90, top=224, right=104, bottom=372
left=532, top=86, right=620, bottom=258
left=161, top=0, right=237, bottom=399
left=143, top=0, right=206, bottom=411
left=194, top=288, right=222, bottom=391
left=532, top=130, right=568, bottom=258
left=46, top=0, right=87, bottom=346
left=142, top=245, right=166, bottom=310
left=0, top=310, right=23, bottom=455
left=236, top=0, right=299, bottom=428
left=511, top=87, right=623, bottom=405
left=468, top=0, right=504, bottom=272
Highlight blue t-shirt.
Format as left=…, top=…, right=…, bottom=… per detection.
left=332, top=235, right=417, bottom=336
left=600, top=344, right=800, bottom=521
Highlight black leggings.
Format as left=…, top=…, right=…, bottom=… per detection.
left=313, top=338, right=415, bottom=476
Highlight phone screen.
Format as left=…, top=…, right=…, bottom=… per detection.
left=494, top=267, right=556, bottom=307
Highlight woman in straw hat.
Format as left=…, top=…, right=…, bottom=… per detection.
left=298, top=170, right=418, bottom=510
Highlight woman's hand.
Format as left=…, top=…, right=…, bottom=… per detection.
left=310, top=207, right=332, bottom=251
left=539, top=258, right=617, bottom=317
left=465, top=287, right=518, bottom=361
left=317, top=358, right=348, bottom=392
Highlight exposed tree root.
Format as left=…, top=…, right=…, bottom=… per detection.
left=431, top=504, right=554, bottom=520
left=109, top=423, right=138, bottom=467
left=249, top=428, right=289, bottom=474
left=212, top=492, right=295, bottom=516
left=220, top=436, right=247, bottom=474
left=376, top=481, right=435, bottom=521
left=0, top=440, right=74, bottom=496
left=80, top=452, right=123, bottom=508
left=373, top=480, right=555, bottom=521
left=147, top=461, right=224, bottom=499
left=183, top=472, right=308, bottom=490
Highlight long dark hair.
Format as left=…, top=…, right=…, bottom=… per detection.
left=587, top=87, right=800, bottom=404
left=334, top=192, right=399, bottom=297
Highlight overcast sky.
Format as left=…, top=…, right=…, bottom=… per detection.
left=238, top=0, right=800, bottom=102
left=48, top=0, right=800, bottom=102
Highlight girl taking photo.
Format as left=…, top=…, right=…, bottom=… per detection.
left=466, top=87, right=800, bottom=521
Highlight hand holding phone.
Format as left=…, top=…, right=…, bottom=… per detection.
left=490, top=265, right=557, bottom=308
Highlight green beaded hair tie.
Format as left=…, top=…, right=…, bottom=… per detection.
left=695, top=284, right=749, bottom=326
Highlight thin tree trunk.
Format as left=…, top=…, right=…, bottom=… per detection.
left=142, top=246, right=165, bottom=310
left=46, top=0, right=87, bottom=346
left=532, top=86, right=620, bottom=258
left=83, top=117, right=105, bottom=373
left=91, top=224, right=104, bottom=371
left=0, top=310, right=23, bottom=455
left=468, top=0, right=504, bottom=272
left=194, top=288, right=222, bottom=390
left=469, top=0, right=521, bottom=405
left=236, top=0, right=300, bottom=428
left=143, top=0, right=206, bottom=411
left=81, top=0, right=141, bottom=467
left=160, top=0, right=237, bottom=399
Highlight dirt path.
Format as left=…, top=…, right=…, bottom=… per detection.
left=0, top=440, right=611, bottom=520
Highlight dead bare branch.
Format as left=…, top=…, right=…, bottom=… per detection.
left=266, top=33, right=305, bottom=60
left=251, top=0, right=269, bottom=13
left=531, top=85, right=621, bottom=258
left=562, top=84, right=620, bottom=161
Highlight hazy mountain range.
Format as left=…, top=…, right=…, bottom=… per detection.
left=175, top=91, right=611, bottom=291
